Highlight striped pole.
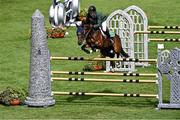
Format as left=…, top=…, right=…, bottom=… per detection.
left=51, top=71, right=157, bottom=77
left=148, top=26, right=180, bottom=29
left=52, top=91, right=158, bottom=98
left=51, top=77, right=157, bottom=83
left=149, top=38, right=180, bottom=42
left=135, top=31, right=180, bottom=34
left=50, top=57, right=157, bottom=63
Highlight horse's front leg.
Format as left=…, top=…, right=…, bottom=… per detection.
left=81, top=44, right=92, bottom=54
left=91, top=44, right=98, bottom=52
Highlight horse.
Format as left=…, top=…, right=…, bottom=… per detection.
left=75, top=23, right=129, bottom=59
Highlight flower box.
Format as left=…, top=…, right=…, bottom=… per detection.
left=47, top=27, right=66, bottom=39
left=10, top=99, right=20, bottom=106
left=50, top=32, right=65, bottom=38
left=0, top=87, right=26, bottom=106
left=93, top=65, right=103, bottom=70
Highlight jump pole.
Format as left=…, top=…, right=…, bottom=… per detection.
left=148, top=26, right=180, bottom=29
left=51, top=77, right=157, bottom=83
left=135, top=31, right=180, bottom=34
left=149, top=38, right=180, bottom=42
left=51, top=71, right=157, bottom=77
left=50, top=57, right=157, bottom=63
left=52, top=91, right=158, bottom=98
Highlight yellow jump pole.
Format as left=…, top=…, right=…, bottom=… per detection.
left=51, top=71, right=157, bottom=77
left=50, top=57, right=157, bottom=63
left=148, top=26, right=180, bottom=29
left=52, top=91, right=158, bottom=98
left=149, top=38, right=180, bottom=42
left=51, top=77, right=157, bottom=83
left=135, top=31, right=180, bottom=34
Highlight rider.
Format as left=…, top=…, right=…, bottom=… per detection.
left=85, top=5, right=114, bottom=45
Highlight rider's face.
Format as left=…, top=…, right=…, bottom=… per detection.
left=90, top=11, right=97, bottom=18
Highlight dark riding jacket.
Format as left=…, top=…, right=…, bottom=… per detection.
left=85, top=12, right=107, bottom=30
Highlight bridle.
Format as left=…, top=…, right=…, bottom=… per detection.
left=77, top=25, right=92, bottom=44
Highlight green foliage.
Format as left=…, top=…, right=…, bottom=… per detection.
left=79, top=8, right=88, bottom=17
left=83, top=61, right=105, bottom=71
left=83, top=63, right=95, bottom=71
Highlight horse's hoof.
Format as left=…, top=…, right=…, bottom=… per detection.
left=110, top=50, right=114, bottom=53
left=92, top=49, right=99, bottom=52
left=89, top=50, right=93, bottom=53
left=95, top=49, right=99, bottom=52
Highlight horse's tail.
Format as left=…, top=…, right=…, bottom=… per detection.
left=120, top=48, right=129, bottom=58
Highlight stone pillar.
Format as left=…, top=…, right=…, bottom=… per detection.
left=25, top=9, right=55, bottom=107
left=170, top=48, right=180, bottom=104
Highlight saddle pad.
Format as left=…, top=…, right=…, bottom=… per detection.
left=109, top=31, right=115, bottom=37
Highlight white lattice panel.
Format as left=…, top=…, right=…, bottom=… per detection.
left=124, top=5, right=149, bottom=67
left=106, top=10, right=135, bottom=72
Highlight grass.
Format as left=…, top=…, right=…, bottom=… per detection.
left=0, top=0, right=180, bottom=119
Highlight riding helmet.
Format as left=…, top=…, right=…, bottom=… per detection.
left=88, top=5, right=96, bottom=13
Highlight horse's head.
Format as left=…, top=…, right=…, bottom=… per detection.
left=75, top=23, right=86, bottom=46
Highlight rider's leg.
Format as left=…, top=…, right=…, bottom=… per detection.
left=105, top=29, right=114, bottom=44
left=102, top=21, right=114, bottom=44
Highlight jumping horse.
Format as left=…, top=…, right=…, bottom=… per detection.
left=75, top=22, right=129, bottom=59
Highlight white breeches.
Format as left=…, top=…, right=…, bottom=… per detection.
left=102, top=21, right=107, bottom=32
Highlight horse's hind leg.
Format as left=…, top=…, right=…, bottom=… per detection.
left=100, top=49, right=116, bottom=72
left=114, top=35, right=129, bottom=58
left=116, top=53, right=120, bottom=58
left=120, top=48, right=129, bottom=58
left=109, top=53, right=117, bottom=72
